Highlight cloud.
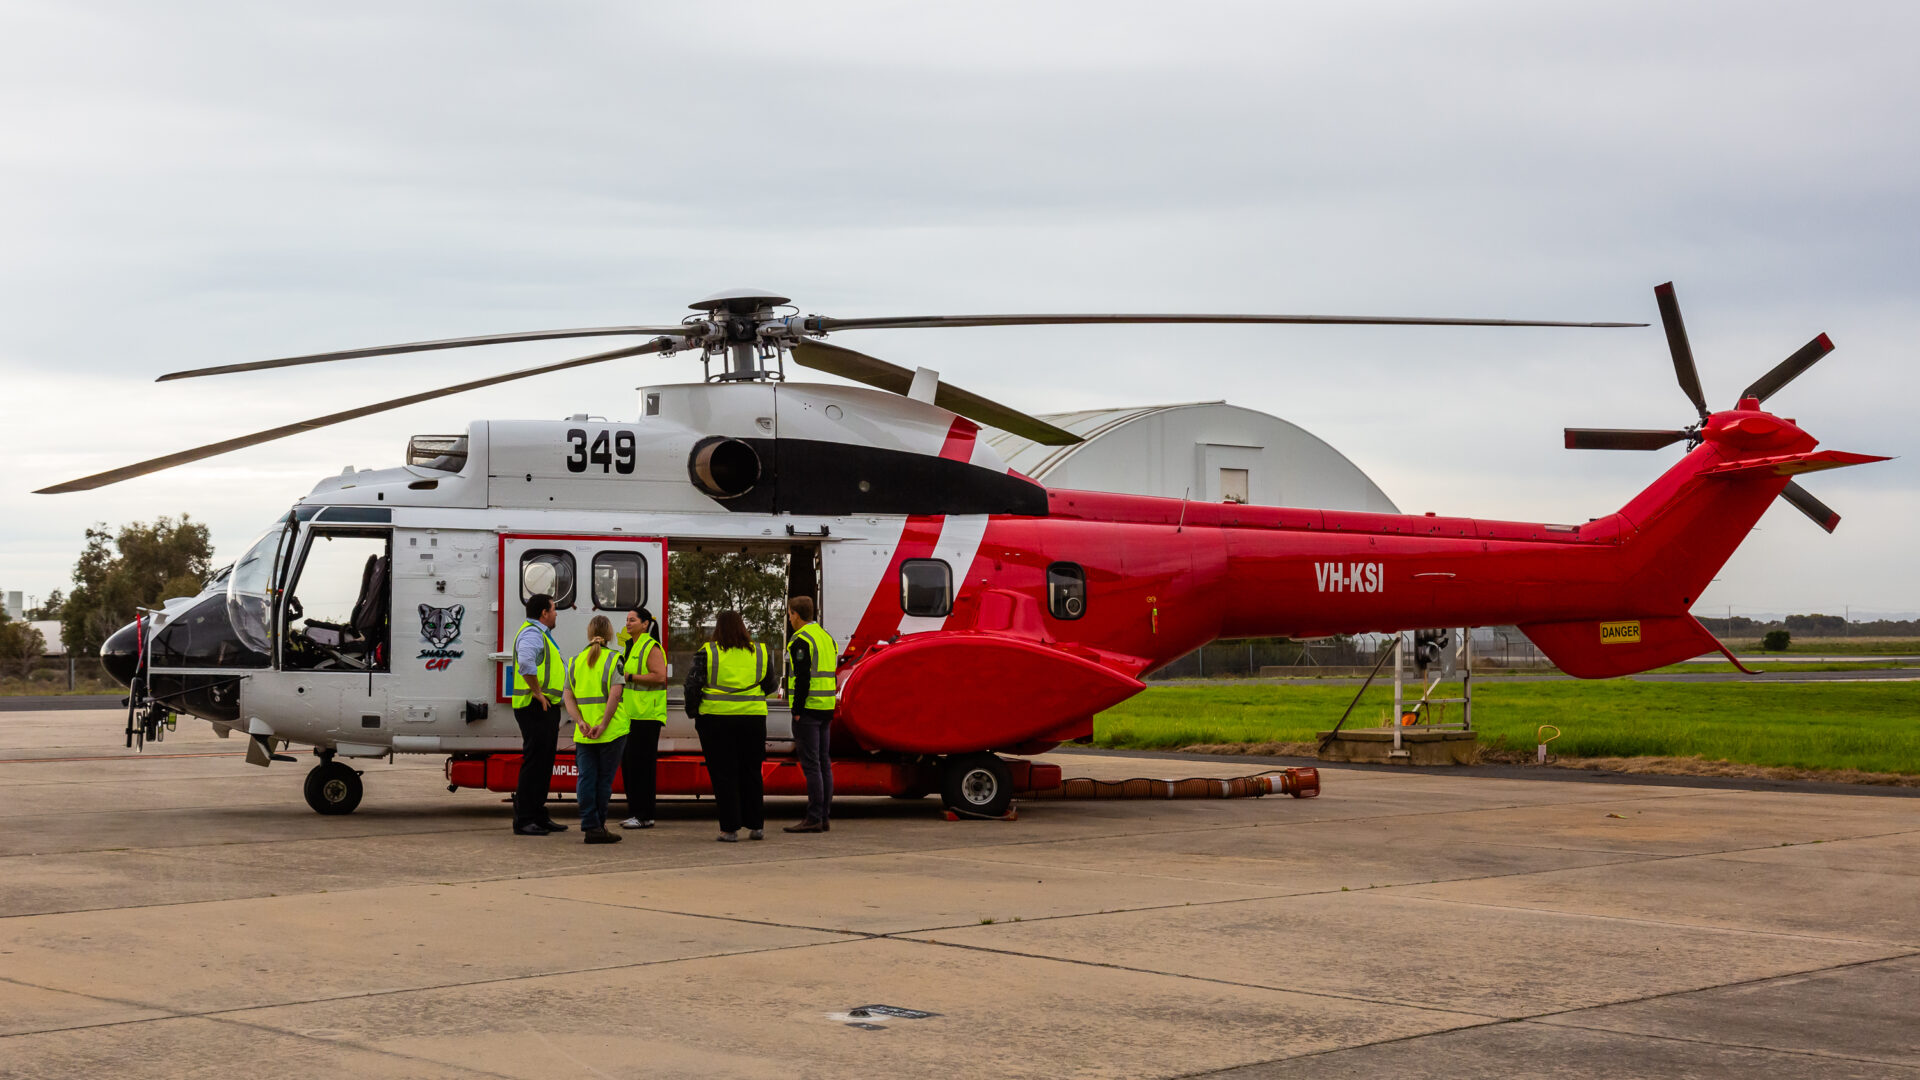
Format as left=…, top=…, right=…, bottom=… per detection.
left=2, top=0, right=1916, bottom=613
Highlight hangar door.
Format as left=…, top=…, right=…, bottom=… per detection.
left=497, top=533, right=666, bottom=703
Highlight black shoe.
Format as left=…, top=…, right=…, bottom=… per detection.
left=822, top=819, right=831, bottom=832
left=513, top=822, right=551, bottom=836
left=584, top=828, right=622, bottom=844
left=538, top=820, right=570, bottom=832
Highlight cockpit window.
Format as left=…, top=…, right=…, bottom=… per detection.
left=282, top=529, right=391, bottom=672
left=227, top=521, right=291, bottom=654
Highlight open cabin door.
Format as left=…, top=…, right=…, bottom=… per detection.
left=496, top=533, right=667, bottom=703
left=261, top=522, right=394, bottom=740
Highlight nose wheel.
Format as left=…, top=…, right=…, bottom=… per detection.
left=941, top=753, right=1013, bottom=818
left=304, top=760, right=364, bottom=815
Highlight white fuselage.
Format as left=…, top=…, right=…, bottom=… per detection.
left=147, top=381, right=1021, bottom=759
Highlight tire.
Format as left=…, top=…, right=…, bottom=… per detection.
left=304, top=761, right=363, bottom=815
left=941, top=753, right=1013, bottom=817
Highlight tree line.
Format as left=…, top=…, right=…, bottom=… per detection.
left=16, top=517, right=215, bottom=662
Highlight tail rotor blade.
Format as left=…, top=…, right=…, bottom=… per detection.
left=1779, top=479, right=1841, bottom=533
left=1741, top=333, right=1835, bottom=405
left=1654, top=282, right=1710, bottom=420
left=1564, top=428, right=1691, bottom=451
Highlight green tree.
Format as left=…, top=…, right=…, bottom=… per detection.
left=25, top=589, right=64, bottom=620
left=668, top=551, right=788, bottom=644
left=0, top=606, right=47, bottom=678
left=61, top=517, right=214, bottom=658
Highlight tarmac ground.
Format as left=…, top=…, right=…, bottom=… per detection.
left=2, top=709, right=1916, bottom=1079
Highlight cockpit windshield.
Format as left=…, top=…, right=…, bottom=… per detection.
left=227, top=517, right=291, bottom=654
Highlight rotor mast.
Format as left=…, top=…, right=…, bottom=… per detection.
left=684, top=288, right=807, bottom=382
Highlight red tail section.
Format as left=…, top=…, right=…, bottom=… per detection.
left=1521, top=433, right=1885, bottom=677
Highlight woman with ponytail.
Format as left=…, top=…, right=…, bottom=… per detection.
left=562, top=614, right=627, bottom=844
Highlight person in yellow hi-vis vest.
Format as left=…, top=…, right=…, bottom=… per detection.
left=616, top=605, right=668, bottom=830
left=561, top=614, right=626, bottom=844
left=684, top=610, right=778, bottom=842
left=781, top=596, right=837, bottom=834
left=509, top=593, right=569, bottom=836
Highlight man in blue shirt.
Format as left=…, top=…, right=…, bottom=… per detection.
left=511, top=594, right=569, bottom=835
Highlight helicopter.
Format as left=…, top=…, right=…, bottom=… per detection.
left=43, top=284, right=1883, bottom=818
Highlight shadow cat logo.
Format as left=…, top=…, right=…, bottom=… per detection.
left=418, top=604, right=464, bottom=670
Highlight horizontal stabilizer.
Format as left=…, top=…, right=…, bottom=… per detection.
left=1698, top=450, right=1889, bottom=479
left=1519, top=614, right=1733, bottom=679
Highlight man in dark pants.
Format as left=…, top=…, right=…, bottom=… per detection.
left=782, top=596, right=838, bottom=833
left=509, top=593, right=569, bottom=835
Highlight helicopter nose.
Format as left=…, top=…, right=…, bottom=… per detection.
left=100, top=619, right=141, bottom=687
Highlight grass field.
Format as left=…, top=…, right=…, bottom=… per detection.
left=1094, top=681, right=1920, bottom=775
left=1727, top=638, right=1920, bottom=655
left=1645, top=661, right=1920, bottom=674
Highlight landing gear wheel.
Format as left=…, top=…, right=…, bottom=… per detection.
left=304, top=761, right=363, bottom=815
left=941, top=753, right=1013, bottom=818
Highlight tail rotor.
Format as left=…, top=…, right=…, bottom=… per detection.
left=1565, top=282, right=1851, bottom=532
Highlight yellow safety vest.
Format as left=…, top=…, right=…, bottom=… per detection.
left=569, top=645, right=628, bottom=744
left=616, top=634, right=668, bottom=724
left=509, top=621, right=565, bottom=708
left=699, top=641, right=769, bottom=717
left=786, top=621, right=838, bottom=712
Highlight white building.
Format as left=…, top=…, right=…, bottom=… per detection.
left=985, top=401, right=1399, bottom=513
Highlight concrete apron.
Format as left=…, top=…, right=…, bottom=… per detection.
left=1, top=709, right=1917, bottom=1079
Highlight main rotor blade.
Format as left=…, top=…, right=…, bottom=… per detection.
left=811, top=313, right=1645, bottom=332
left=1654, top=281, right=1710, bottom=420
left=1740, top=332, right=1835, bottom=405
left=39, top=338, right=673, bottom=494
left=1779, top=479, right=1840, bottom=533
left=1563, top=428, right=1691, bottom=451
left=789, top=339, right=1082, bottom=446
left=156, top=325, right=691, bottom=382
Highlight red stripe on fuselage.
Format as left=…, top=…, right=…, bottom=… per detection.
left=849, top=515, right=946, bottom=654
left=845, top=420, right=980, bottom=655
left=938, top=417, right=979, bottom=462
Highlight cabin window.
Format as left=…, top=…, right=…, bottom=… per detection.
left=520, top=550, right=577, bottom=610
left=1047, top=562, right=1087, bottom=620
left=591, top=551, right=647, bottom=611
left=900, top=559, right=952, bottom=618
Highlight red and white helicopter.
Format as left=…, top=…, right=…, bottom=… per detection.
left=45, top=285, right=1882, bottom=816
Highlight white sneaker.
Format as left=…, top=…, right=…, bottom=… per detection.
left=619, top=817, right=654, bottom=830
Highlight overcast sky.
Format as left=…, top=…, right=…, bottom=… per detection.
left=2, top=1, right=1915, bottom=619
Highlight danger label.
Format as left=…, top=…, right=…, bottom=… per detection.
left=1599, top=620, right=1642, bottom=644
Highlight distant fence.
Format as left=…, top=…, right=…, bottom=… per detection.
left=1, top=657, right=117, bottom=696
left=1145, top=632, right=1552, bottom=681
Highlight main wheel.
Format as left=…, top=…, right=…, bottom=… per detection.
left=941, top=753, right=1013, bottom=818
left=304, top=761, right=363, bottom=815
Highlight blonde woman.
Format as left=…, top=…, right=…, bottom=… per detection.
left=562, top=614, right=627, bottom=844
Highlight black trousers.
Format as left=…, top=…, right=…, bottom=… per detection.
left=695, top=715, right=766, bottom=833
left=512, top=700, right=561, bottom=827
left=791, top=708, right=834, bottom=823
left=621, top=720, right=663, bottom=819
